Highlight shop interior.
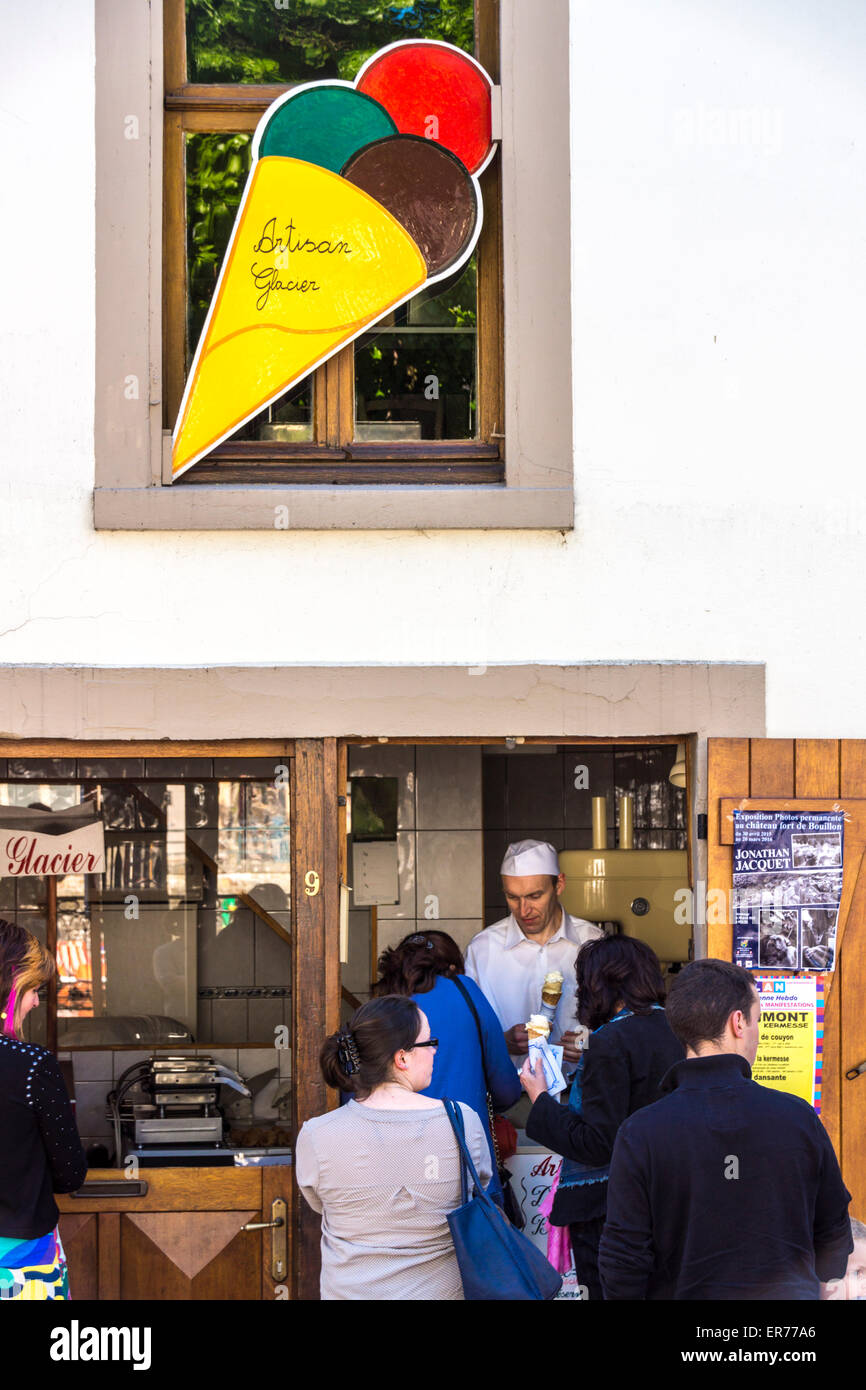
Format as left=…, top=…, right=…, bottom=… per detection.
left=0, top=739, right=691, bottom=1170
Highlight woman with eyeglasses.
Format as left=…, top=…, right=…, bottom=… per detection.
left=295, top=993, right=492, bottom=1300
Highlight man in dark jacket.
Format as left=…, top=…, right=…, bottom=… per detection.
left=598, top=958, right=852, bottom=1300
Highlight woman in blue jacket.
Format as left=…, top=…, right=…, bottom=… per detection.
left=376, top=930, right=520, bottom=1201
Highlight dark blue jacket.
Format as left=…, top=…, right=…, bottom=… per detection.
left=599, top=1052, right=852, bottom=1300
left=414, top=973, right=521, bottom=1197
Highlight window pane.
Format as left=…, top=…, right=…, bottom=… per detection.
left=185, top=131, right=313, bottom=442
left=0, top=774, right=292, bottom=1049
left=355, top=253, right=477, bottom=439
left=186, top=0, right=476, bottom=85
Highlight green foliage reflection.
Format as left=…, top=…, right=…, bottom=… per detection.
left=186, top=0, right=474, bottom=85
left=186, top=132, right=251, bottom=354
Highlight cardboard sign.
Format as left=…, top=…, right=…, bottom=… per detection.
left=0, top=804, right=105, bottom=878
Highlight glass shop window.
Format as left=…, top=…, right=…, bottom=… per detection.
left=0, top=763, right=292, bottom=1050
left=165, top=0, right=502, bottom=479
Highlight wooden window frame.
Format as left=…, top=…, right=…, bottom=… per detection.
left=163, top=0, right=504, bottom=487
left=93, top=0, right=575, bottom=530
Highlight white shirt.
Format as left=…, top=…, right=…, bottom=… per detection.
left=464, top=910, right=604, bottom=1051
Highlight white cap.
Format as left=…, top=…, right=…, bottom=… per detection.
left=500, top=839, right=561, bottom=877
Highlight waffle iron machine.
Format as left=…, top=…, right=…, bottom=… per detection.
left=109, top=1055, right=252, bottom=1166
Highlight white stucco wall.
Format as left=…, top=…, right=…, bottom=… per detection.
left=0, top=0, right=864, bottom=735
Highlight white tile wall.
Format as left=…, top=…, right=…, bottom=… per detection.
left=348, top=745, right=416, bottom=829
left=71, top=1050, right=113, bottom=1082
left=74, top=1080, right=112, bottom=1138
left=435, top=919, right=484, bottom=957
left=416, top=746, right=482, bottom=830
left=346, top=745, right=486, bottom=999
left=416, top=830, right=483, bottom=920
left=376, top=830, right=416, bottom=920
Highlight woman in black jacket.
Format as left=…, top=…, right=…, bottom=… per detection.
left=520, top=934, right=683, bottom=1301
left=0, top=920, right=87, bottom=1299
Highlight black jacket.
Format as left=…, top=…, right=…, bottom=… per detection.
left=0, top=1037, right=87, bottom=1238
left=525, top=1009, right=684, bottom=1223
left=598, top=1053, right=852, bottom=1300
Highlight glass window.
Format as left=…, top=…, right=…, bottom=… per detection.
left=165, top=0, right=501, bottom=476
left=186, top=0, right=476, bottom=85
left=355, top=257, right=477, bottom=440
left=0, top=771, right=292, bottom=1049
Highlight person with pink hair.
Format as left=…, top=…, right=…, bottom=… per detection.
left=0, top=919, right=87, bottom=1300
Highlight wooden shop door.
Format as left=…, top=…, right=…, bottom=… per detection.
left=707, top=737, right=866, bottom=1214
left=58, top=1165, right=291, bottom=1299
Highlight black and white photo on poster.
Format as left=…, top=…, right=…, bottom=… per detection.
left=732, top=810, right=844, bottom=972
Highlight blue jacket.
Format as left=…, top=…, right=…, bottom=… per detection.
left=414, top=973, right=521, bottom=1197
left=599, top=1052, right=852, bottom=1300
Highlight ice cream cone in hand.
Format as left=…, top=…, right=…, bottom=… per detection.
left=539, top=969, right=563, bottom=1023
left=526, top=1014, right=550, bottom=1044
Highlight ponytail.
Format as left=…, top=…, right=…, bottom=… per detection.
left=319, top=995, right=421, bottom=1099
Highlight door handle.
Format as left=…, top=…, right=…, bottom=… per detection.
left=242, top=1198, right=288, bottom=1282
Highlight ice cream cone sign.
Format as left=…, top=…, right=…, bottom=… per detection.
left=171, top=41, right=497, bottom=479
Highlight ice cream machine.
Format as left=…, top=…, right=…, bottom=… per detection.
left=559, top=796, right=691, bottom=962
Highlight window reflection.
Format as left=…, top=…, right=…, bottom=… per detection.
left=0, top=774, right=293, bottom=1049
left=355, top=257, right=478, bottom=440
left=185, top=0, right=476, bottom=85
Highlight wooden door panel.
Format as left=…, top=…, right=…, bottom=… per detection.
left=708, top=738, right=866, bottom=1216
left=59, top=1212, right=98, bottom=1300
left=749, top=739, right=794, bottom=796
left=794, top=740, right=839, bottom=797
left=120, top=1215, right=261, bottom=1301
left=58, top=1164, right=293, bottom=1300
left=292, top=738, right=341, bottom=1300
left=841, top=741, right=866, bottom=796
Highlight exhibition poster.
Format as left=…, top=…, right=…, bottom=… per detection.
left=732, top=810, right=844, bottom=972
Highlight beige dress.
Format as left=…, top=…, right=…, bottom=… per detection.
left=295, top=1099, right=492, bottom=1300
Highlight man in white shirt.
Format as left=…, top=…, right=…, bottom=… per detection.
left=464, top=839, right=603, bottom=1065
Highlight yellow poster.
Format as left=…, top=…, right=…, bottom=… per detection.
left=752, top=975, right=818, bottom=1107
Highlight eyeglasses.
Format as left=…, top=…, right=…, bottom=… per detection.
left=408, top=1038, right=439, bottom=1050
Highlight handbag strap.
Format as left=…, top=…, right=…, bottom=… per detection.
left=443, top=1098, right=490, bottom=1204
left=449, top=975, right=504, bottom=1170
left=449, top=975, right=489, bottom=1088
left=444, top=1098, right=469, bottom=1206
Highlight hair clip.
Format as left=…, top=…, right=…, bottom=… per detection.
left=407, top=934, right=434, bottom=950
left=337, top=1027, right=361, bottom=1075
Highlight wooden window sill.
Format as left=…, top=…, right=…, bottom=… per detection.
left=182, top=440, right=504, bottom=486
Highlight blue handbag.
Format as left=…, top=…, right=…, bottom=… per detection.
left=443, top=1098, right=563, bottom=1301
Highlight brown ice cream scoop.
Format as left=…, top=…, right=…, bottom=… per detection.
left=341, top=134, right=477, bottom=277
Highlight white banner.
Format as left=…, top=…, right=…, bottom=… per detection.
left=0, top=804, right=105, bottom=878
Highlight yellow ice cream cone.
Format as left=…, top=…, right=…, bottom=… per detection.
left=172, top=157, right=428, bottom=477
left=526, top=1014, right=550, bottom=1043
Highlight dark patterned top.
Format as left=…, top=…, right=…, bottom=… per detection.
left=0, top=1037, right=87, bottom=1238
